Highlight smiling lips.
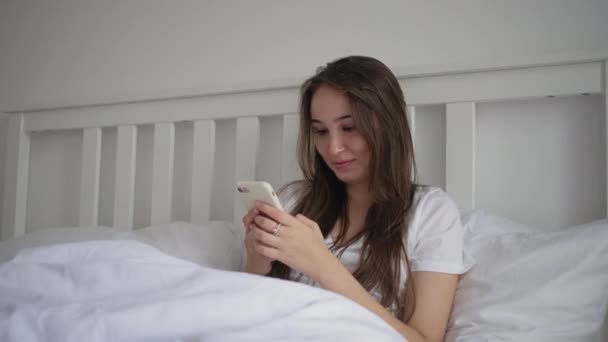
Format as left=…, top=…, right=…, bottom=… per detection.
left=332, top=159, right=354, bottom=171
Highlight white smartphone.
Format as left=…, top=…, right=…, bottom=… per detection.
left=237, top=181, right=284, bottom=211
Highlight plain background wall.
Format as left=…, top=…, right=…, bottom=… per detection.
left=1, top=0, right=607, bottom=112
left=475, top=95, right=606, bottom=228
left=0, top=113, right=7, bottom=231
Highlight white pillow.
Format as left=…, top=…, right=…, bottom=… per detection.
left=127, top=221, right=244, bottom=271
left=447, top=214, right=608, bottom=342
left=0, top=226, right=117, bottom=263
left=0, top=221, right=245, bottom=272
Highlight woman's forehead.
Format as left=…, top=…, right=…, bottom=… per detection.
left=310, top=85, right=352, bottom=122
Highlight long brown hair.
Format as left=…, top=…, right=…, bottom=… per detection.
left=269, top=56, right=418, bottom=321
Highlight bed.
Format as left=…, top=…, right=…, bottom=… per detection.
left=1, top=56, right=607, bottom=341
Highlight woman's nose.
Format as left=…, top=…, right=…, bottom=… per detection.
left=328, top=133, right=345, bottom=154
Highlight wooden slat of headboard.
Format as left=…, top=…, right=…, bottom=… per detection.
left=191, top=120, right=216, bottom=224
left=79, top=128, right=102, bottom=227
left=113, top=125, right=137, bottom=230
left=605, top=60, right=608, bottom=217
left=150, top=123, right=175, bottom=225
left=1, top=114, right=30, bottom=239
left=256, top=114, right=300, bottom=190
left=407, top=105, right=416, bottom=146
left=446, top=102, right=476, bottom=210
left=281, top=114, right=300, bottom=184
left=257, top=116, right=283, bottom=188
left=233, top=117, right=260, bottom=224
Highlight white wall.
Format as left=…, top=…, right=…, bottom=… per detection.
left=1, top=0, right=607, bottom=112
left=476, top=95, right=606, bottom=229
left=0, top=113, right=8, bottom=231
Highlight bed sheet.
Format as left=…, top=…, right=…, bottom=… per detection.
left=0, top=239, right=404, bottom=342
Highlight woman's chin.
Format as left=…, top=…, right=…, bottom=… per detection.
left=335, top=172, right=366, bottom=185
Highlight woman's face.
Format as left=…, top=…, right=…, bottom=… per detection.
left=310, top=85, right=371, bottom=186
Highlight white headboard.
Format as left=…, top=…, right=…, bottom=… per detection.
left=2, top=58, right=607, bottom=239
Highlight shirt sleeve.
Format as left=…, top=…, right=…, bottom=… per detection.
left=409, top=188, right=474, bottom=274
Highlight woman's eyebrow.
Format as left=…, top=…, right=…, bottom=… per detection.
left=311, top=115, right=352, bottom=124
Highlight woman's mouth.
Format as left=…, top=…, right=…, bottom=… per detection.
left=332, top=159, right=354, bottom=171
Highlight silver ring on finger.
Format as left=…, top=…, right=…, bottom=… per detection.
left=272, top=223, right=282, bottom=237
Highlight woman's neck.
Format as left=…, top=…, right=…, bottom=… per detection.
left=334, top=182, right=371, bottom=240
left=346, top=182, right=372, bottom=213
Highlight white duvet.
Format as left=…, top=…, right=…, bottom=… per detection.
left=0, top=240, right=403, bottom=342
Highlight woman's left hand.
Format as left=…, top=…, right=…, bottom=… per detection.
left=251, top=201, right=336, bottom=280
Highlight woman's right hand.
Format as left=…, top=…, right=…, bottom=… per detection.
left=243, top=207, right=274, bottom=275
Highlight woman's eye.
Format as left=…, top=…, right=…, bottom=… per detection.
left=342, top=126, right=355, bottom=132
left=313, top=128, right=328, bottom=136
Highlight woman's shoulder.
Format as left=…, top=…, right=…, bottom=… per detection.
left=411, top=185, right=461, bottom=223
left=407, top=186, right=472, bottom=274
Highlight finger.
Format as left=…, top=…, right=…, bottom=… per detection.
left=253, top=227, right=281, bottom=248
left=246, top=227, right=270, bottom=250
left=246, top=221, right=260, bottom=234
left=248, top=222, right=266, bottom=236
left=253, top=215, right=280, bottom=233
left=244, top=215, right=253, bottom=232
left=242, top=214, right=251, bottom=230
left=255, top=244, right=280, bottom=260
left=245, top=225, right=259, bottom=240
left=255, top=201, right=298, bottom=227
left=242, top=208, right=259, bottom=226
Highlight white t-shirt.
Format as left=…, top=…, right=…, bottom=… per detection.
left=280, top=184, right=474, bottom=315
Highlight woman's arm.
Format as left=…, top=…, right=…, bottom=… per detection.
left=250, top=202, right=459, bottom=341
left=314, top=253, right=458, bottom=342
left=406, top=272, right=459, bottom=341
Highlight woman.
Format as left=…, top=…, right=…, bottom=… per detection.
left=242, top=55, right=472, bottom=342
